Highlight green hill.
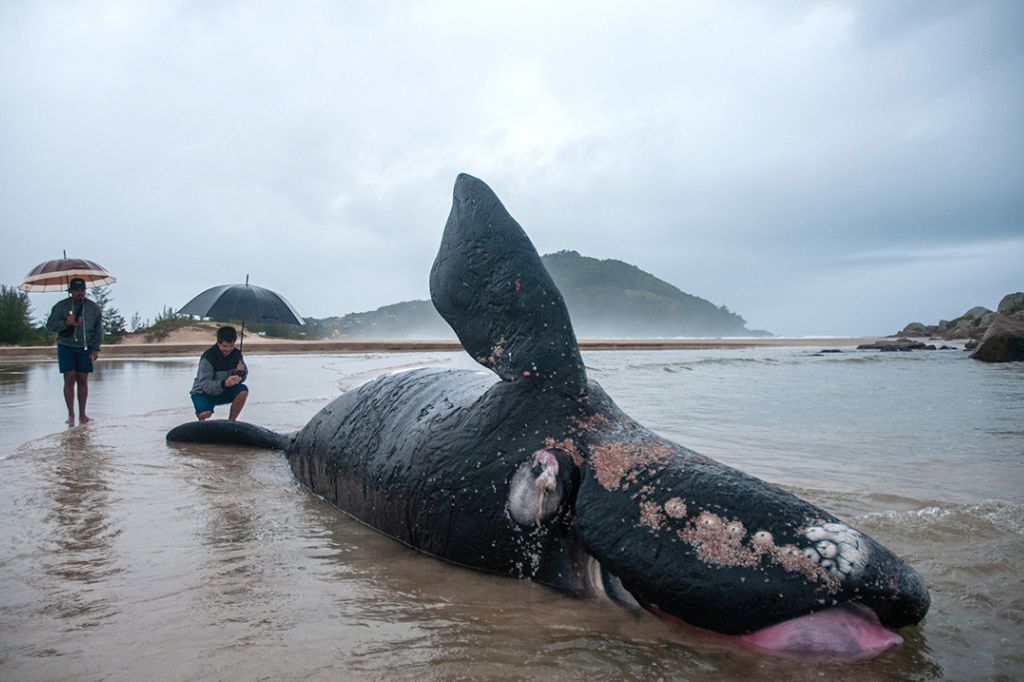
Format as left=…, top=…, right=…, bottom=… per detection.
left=305, top=250, right=769, bottom=339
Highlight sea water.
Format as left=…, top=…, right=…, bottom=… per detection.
left=0, top=347, right=1021, bottom=680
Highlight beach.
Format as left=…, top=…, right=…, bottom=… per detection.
left=1, top=343, right=1020, bottom=680
left=0, top=324, right=882, bottom=362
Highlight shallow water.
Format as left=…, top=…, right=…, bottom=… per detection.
left=1, top=348, right=1021, bottom=680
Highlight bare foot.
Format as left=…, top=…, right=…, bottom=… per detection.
left=66, top=415, right=76, bottom=426
left=79, top=415, right=91, bottom=424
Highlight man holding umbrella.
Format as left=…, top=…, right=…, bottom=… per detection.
left=45, top=278, right=103, bottom=425
left=189, top=326, right=248, bottom=422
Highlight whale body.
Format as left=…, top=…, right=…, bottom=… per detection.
left=168, top=174, right=929, bottom=654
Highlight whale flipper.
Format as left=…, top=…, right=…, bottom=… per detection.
left=429, top=173, right=586, bottom=396
left=166, top=420, right=294, bottom=450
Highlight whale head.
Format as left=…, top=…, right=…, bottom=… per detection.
left=571, top=383, right=930, bottom=637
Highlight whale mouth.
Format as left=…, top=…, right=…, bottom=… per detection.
left=649, top=601, right=903, bottom=659
left=584, top=556, right=902, bottom=658
left=737, top=602, right=903, bottom=657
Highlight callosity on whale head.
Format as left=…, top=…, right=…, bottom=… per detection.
left=431, top=173, right=929, bottom=643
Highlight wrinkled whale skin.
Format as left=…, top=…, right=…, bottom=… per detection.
left=168, top=173, right=929, bottom=640
left=288, top=367, right=587, bottom=589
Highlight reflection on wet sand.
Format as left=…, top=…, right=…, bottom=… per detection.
left=40, top=427, right=120, bottom=627
left=175, top=444, right=265, bottom=613
left=0, top=364, right=32, bottom=391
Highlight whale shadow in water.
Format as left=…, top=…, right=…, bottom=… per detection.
left=168, top=173, right=929, bottom=657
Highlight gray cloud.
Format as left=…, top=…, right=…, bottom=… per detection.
left=2, top=1, right=1021, bottom=337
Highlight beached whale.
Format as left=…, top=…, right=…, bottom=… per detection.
left=167, top=173, right=929, bottom=655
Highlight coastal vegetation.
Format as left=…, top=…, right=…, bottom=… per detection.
left=0, top=286, right=49, bottom=345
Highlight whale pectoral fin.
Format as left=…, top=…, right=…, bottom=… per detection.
left=430, top=173, right=587, bottom=395
left=166, top=420, right=293, bottom=450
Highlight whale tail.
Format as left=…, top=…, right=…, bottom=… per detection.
left=430, top=173, right=587, bottom=397
left=166, top=420, right=294, bottom=451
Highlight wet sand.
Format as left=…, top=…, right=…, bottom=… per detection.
left=1, top=348, right=1020, bottom=680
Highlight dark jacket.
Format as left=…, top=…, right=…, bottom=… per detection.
left=190, top=344, right=248, bottom=396
left=46, top=297, right=103, bottom=352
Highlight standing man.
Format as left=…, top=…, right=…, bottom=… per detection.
left=190, top=326, right=248, bottom=421
left=46, top=277, right=103, bottom=425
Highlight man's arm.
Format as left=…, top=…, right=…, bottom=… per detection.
left=45, top=300, right=69, bottom=333
left=89, top=301, right=103, bottom=353
left=193, top=357, right=225, bottom=396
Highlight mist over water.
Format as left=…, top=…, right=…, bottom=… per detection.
left=1, top=348, right=1021, bottom=680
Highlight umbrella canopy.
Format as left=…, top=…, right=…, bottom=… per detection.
left=19, top=257, right=117, bottom=292
left=178, top=281, right=304, bottom=327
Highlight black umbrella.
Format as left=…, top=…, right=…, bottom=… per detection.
left=177, top=275, right=304, bottom=349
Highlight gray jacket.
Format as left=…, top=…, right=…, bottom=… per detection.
left=190, top=344, right=248, bottom=396
left=46, top=297, right=103, bottom=352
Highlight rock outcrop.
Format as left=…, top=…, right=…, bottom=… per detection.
left=857, top=338, right=937, bottom=352
left=998, top=292, right=1024, bottom=315
left=969, top=312, right=1024, bottom=363
left=896, top=307, right=992, bottom=340
left=895, top=292, right=1023, bottom=343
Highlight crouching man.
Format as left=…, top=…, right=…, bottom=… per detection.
left=190, top=326, right=248, bottom=421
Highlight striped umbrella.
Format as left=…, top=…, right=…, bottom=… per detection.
left=18, top=256, right=117, bottom=292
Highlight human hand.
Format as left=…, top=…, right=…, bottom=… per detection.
left=225, top=375, right=241, bottom=387
left=66, top=313, right=78, bottom=326
left=90, top=352, right=99, bottom=363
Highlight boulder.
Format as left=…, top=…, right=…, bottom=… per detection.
left=997, top=292, right=1024, bottom=315
left=858, top=338, right=929, bottom=351
left=946, top=319, right=977, bottom=340
left=970, top=313, right=1024, bottom=363
left=962, top=306, right=993, bottom=320
left=898, top=322, right=929, bottom=337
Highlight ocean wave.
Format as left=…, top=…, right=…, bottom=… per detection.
left=859, top=500, right=1024, bottom=536
left=620, top=357, right=778, bottom=373
left=826, top=354, right=887, bottom=364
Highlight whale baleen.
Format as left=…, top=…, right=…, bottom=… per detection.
left=168, top=173, right=929, bottom=656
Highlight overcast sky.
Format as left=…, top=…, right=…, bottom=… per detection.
left=2, top=1, right=1021, bottom=337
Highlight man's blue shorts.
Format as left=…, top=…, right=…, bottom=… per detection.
left=57, top=345, right=93, bottom=373
left=191, top=384, right=248, bottom=416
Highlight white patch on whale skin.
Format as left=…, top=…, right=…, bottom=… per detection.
left=507, top=449, right=563, bottom=526
left=584, top=555, right=640, bottom=607
left=802, top=523, right=868, bottom=581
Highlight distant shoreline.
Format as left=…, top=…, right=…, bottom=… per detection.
left=0, top=337, right=880, bottom=362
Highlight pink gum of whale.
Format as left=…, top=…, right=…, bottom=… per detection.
left=653, top=602, right=903, bottom=658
